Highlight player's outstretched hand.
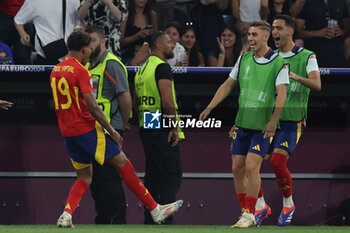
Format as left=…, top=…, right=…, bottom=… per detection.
left=0, top=100, right=13, bottom=110
left=199, top=108, right=211, bottom=121
left=168, top=128, right=179, bottom=147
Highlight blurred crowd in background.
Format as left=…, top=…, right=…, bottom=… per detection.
left=0, top=0, right=349, bottom=68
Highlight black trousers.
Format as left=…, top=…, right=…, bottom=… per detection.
left=139, top=129, right=182, bottom=224
left=0, top=12, right=33, bottom=65
left=90, top=130, right=126, bottom=224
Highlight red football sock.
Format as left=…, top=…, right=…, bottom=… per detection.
left=270, top=152, right=292, bottom=198
left=245, top=195, right=258, bottom=214
left=118, top=161, right=158, bottom=211
left=64, top=178, right=88, bottom=215
left=258, top=179, right=263, bottom=198
left=236, top=193, right=246, bottom=210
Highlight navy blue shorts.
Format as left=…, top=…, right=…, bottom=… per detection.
left=229, top=127, right=273, bottom=159
left=270, top=120, right=305, bottom=154
left=64, top=123, right=122, bottom=169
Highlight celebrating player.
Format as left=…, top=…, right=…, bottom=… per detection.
left=255, top=14, right=321, bottom=227
left=200, top=21, right=288, bottom=228
left=50, top=30, right=182, bottom=228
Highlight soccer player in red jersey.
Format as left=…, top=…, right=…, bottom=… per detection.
left=50, top=30, right=182, bottom=228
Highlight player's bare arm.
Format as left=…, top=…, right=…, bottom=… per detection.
left=83, top=92, right=123, bottom=148
left=199, top=77, right=237, bottom=121
left=263, top=84, right=287, bottom=138
left=158, top=78, right=179, bottom=147
left=289, top=70, right=321, bottom=91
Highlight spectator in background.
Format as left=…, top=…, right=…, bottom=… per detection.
left=260, top=0, right=306, bottom=49
left=14, top=0, right=82, bottom=65
left=152, top=0, right=176, bottom=30
left=120, top=0, right=158, bottom=64
left=296, top=0, right=350, bottom=68
left=208, top=25, right=243, bottom=67
left=260, top=0, right=291, bottom=24
left=165, top=22, right=187, bottom=66
left=198, top=0, right=229, bottom=64
left=346, top=0, right=350, bottom=67
left=0, top=43, right=14, bottom=64
left=231, top=0, right=261, bottom=51
left=78, top=0, right=127, bottom=57
left=0, top=0, right=33, bottom=64
left=130, top=21, right=186, bottom=66
left=180, top=26, right=205, bottom=66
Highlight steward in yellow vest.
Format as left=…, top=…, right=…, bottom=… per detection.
left=133, top=31, right=183, bottom=224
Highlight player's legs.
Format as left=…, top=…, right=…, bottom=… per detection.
left=254, top=179, right=271, bottom=226
left=107, top=150, right=182, bottom=224
left=66, top=166, right=92, bottom=214
left=231, top=154, right=247, bottom=210
left=271, top=148, right=295, bottom=226
left=231, top=153, right=262, bottom=228
left=58, top=165, right=92, bottom=228
left=269, top=121, right=304, bottom=226
left=230, top=127, right=251, bottom=213
left=58, top=132, right=96, bottom=228
left=245, top=153, right=263, bottom=205
left=271, top=148, right=291, bottom=199
left=107, top=152, right=158, bottom=211
left=232, top=132, right=272, bottom=228
left=90, top=127, right=127, bottom=224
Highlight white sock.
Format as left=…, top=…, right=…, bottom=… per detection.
left=283, top=196, right=294, bottom=208
left=62, top=211, right=71, bottom=218
left=150, top=204, right=160, bottom=216
left=255, top=196, right=266, bottom=211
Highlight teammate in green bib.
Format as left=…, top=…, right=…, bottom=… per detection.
left=256, top=14, right=321, bottom=227
left=200, top=21, right=288, bottom=228
left=134, top=31, right=183, bottom=224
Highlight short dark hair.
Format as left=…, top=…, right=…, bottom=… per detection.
left=85, top=25, right=105, bottom=38
left=273, top=14, right=295, bottom=30
left=149, top=31, right=167, bottom=50
left=249, top=20, right=271, bottom=34
left=165, top=21, right=182, bottom=37
left=67, top=30, right=91, bottom=51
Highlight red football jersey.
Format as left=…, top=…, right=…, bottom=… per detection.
left=50, top=56, right=96, bottom=137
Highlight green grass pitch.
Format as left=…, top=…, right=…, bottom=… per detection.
left=0, top=225, right=349, bottom=233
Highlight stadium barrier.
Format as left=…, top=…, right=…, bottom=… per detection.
left=0, top=65, right=350, bottom=225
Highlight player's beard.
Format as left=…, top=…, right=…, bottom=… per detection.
left=90, top=45, right=101, bottom=61
left=164, top=51, right=174, bottom=60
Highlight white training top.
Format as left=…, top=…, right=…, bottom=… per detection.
left=14, top=0, right=82, bottom=59
left=239, top=0, right=261, bottom=23
left=167, top=42, right=186, bottom=67
left=229, top=52, right=290, bottom=87
left=278, top=47, right=319, bottom=74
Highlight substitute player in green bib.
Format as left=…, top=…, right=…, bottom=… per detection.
left=134, top=31, right=183, bottom=224
left=255, top=14, right=321, bottom=227
left=200, top=20, right=289, bottom=228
